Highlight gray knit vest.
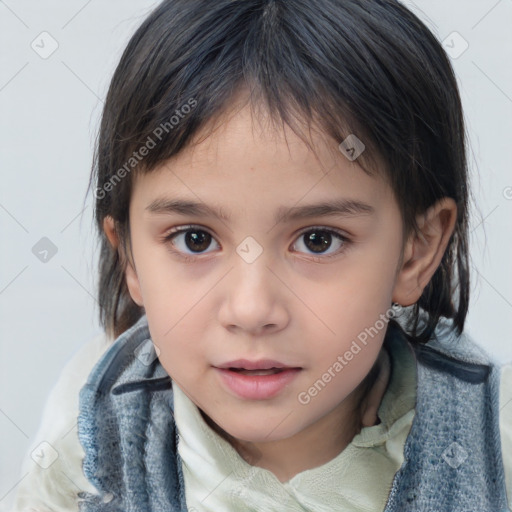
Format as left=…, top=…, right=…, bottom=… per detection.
left=77, top=314, right=510, bottom=511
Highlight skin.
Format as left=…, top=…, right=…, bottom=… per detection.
left=104, top=101, right=457, bottom=483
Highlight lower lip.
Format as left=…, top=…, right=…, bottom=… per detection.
left=215, top=368, right=301, bottom=400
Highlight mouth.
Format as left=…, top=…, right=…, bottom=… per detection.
left=227, top=368, right=286, bottom=376
left=213, top=359, right=302, bottom=400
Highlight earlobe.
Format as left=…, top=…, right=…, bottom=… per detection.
left=392, top=197, right=457, bottom=307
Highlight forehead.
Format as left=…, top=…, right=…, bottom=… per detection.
left=131, top=104, right=395, bottom=221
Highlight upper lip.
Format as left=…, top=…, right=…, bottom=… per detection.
left=215, top=359, right=300, bottom=370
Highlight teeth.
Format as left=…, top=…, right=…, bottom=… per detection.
left=231, top=368, right=284, bottom=376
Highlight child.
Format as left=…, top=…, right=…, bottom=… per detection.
left=12, top=0, right=512, bottom=510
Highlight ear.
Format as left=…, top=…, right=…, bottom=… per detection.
left=392, top=197, right=457, bottom=307
left=103, top=216, right=144, bottom=307
left=103, top=215, right=119, bottom=249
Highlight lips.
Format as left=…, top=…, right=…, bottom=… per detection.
left=214, top=359, right=302, bottom=400
left=215, top=367, right=302, bottom=400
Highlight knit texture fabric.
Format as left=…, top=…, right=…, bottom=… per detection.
left=77, top=314, right=510, bottom=511
left=383, top=318, right=509, bottom=511
left=77, top=315, right=187, bottom=511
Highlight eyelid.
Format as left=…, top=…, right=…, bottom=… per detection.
left=294, top=224, right=350, bottom=239
left=163, top=224, right=350, bottom=239
left=163, top=223, right=215, bottom=238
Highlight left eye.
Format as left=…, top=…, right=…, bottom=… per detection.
left=292, top=228, right=348, bottom=258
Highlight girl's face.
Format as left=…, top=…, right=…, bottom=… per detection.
left=124, top=104, right=405, bottom=444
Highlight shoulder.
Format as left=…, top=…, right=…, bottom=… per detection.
left=11, top=330, right=114, bottom=511
left=404, top=317, right=512, bottom=509
left=35, top=331, right=114, bottom=444
left=425, top=318, right=512, bottom=508
left=499, top=362, right=512, bottom=510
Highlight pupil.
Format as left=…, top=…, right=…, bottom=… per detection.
left=305, top=231, right=331, bottom=253
left=185, top=231, right=211, bottom=252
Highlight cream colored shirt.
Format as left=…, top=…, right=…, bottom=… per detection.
left=10, top=330, right=512, bottom=511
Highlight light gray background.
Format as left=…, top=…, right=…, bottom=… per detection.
left=1, top=0, right=511, bottom=508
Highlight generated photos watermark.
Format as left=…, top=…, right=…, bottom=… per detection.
left=297, top=303, right=403, bottom=405
left=94, top=97, right=197, bottom=200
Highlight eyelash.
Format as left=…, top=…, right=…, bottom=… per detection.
left=162, top=224, right=351, bottom=263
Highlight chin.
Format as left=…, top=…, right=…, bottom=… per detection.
left=220, top=418, right=301, bottom=446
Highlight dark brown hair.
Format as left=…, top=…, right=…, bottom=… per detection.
left=87, top=0, right=471, bottom=344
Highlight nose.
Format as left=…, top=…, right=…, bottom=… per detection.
left=217, top=252, right=290, bottom=336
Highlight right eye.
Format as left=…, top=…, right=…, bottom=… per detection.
left=163, top=225, right=221, bottom=259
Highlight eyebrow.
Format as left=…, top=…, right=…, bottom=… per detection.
left=145, top=197, right=375, bottom=224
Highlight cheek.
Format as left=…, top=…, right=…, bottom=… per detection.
left=146, top=307, right=210, bottom=389
left=146, top=291, right=219, bottom=373
left=291, top=247, right=398, bottom=390
left=294, top=254, right=398, bottom=343
left=132, top=246, right=203, bottom=325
